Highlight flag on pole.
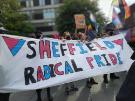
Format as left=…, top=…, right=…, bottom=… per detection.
left=118, top=0, right=125, bottom=19
left=86, top=13, right=98, bottom=40
left=112, top=8, right=123, bottom=29
left=86, top=15, right=94, bottom=31
left=122, top=0, right=131, bottom=19
left=112, top=0, right=119, bottom=7
left=89, top=13, right=99, bottom=33
left=90, top=13, right=96, bottom=24
left=87, top=24, right=92, bottom=30
left=112, top=0, right=131, bottom=20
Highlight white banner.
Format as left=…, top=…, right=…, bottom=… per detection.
left=0, top=34, right=133, bottom=93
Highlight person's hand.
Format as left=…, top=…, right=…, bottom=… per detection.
left=62, top=39, right=66, bottom=42
left=78, top=40, right=81, bottom=43
left=40, top=34, right=44, bottom=40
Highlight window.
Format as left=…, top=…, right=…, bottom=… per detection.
left=53, top=0, right=63, bottom=4
left=26, top=11, right=32, bottom=20
left=33, top=13, right=43, bottom=19
left=20, top=1, right=26, bottom=7
left=45, top=0, right=51, bottom=5
left=59, top=0, right=63, bottom=3
left=36, top=26, right=53, bottom=32
left=39, top=0, right=45, bottom=6
left=53, top=0, right=59, bottom=4
left=43, top=9, right=55, bottom=19
left=33, top=0, right=39, bottom=6
left=33, top=12, right=43, bottom=20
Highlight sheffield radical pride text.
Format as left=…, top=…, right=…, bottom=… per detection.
left=25, top=38, right=123, bottom=85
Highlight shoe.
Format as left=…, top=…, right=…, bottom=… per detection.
left=48, top=97, right=53, bottom=101
left=110, top=75, right=119, bottom=80
left=86, top=81, right=92, bottom=88
left=37, top=98, right=42, bottom=101
left=90, top=79, right=98, bottom=85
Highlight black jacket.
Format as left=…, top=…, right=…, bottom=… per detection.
left=116, top=52, right=135, bottom=101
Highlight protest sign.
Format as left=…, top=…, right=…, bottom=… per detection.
left=0, top=34, right=133, bottom=92
left=74, top=14, right=86, bottom=29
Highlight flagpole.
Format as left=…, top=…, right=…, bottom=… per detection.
left=84, top=25, right=87, bottom=35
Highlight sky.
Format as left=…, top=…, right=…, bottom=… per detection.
left=98, top=0, right=135, bottom=21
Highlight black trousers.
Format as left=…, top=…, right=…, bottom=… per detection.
left=103, top=73, right=116, bottom=79
left=36, top=87, right=52, bottom=101
left=0, top=93, right=10, bottom=101
left=116, top=62, right=135, bottom=101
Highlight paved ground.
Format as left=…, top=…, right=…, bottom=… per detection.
left=10, top=72, right=127, bottom=101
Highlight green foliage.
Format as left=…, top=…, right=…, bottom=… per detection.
left=0, top=0, right=35, bottom=36
left=55, top=0, right=107, bottom=35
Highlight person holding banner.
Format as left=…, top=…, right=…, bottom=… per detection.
left=78, top=32, right=98, bottom=88
left=102, top=31, right=120, bottom=83
left=62, top=32, right=79, bottom=95
left=34, top=32, right=53, bottom=101
left=0, top=33, right=10, bottom=101
left=83, top=12, right=100, bottom=86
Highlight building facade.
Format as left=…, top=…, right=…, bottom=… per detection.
left=20, top=0, right=63, bottom=34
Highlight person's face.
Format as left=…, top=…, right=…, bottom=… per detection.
left=29, top=33, right=36, bottom=38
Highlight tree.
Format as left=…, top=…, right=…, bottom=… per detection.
left=55, top=0, right=107, bottom=35
left=0, top=0, right=35, bottom=36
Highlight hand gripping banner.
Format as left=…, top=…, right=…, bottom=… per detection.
left=0, top=34, right=133, bottom=93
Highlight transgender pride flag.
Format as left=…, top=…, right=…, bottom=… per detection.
left=112, top=8, right=123, bottom=29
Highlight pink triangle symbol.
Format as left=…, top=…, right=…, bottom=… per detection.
left=2, top=36, right=19, bottom=50
left=113, top=39, right=123, bottom=49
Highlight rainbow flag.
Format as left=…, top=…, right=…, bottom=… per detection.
left=122, top=0, right=131, bottom=19
left=112, top=0, right=131, bottom=20
left=86, top=13, right=97, bottom=40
